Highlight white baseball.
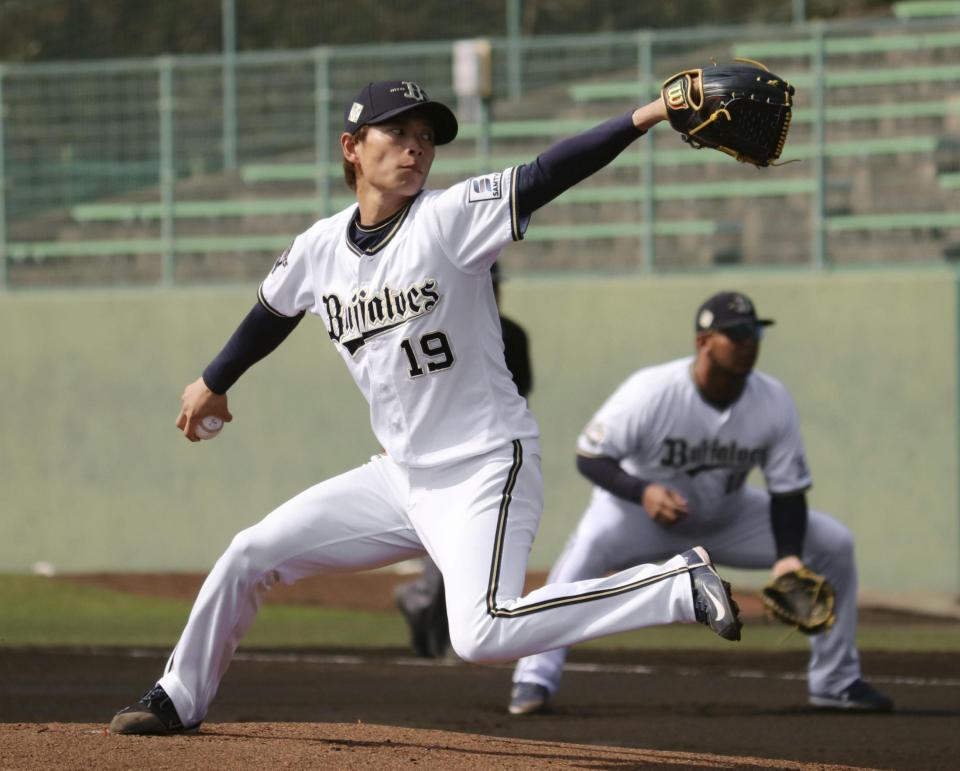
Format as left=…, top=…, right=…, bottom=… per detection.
left=194, top=415, right=224, bottom=440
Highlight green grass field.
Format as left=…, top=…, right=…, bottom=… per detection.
left=2, top=575, right=958, bottom=653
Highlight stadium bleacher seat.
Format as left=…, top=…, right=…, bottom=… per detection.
left=937, top=171, right=960, bottom=188
left=235, top=135, right=940, bottom=186
left=8, top=220, right=728, bottom=260
left=20, top=204, right=960, bottom=263
left=568, top=65, right=960, bottom=103
left=826, top=212, right=960, bottom=232
left=70, top=198, right=330, bottom=223
left=731, top=30, right=960, bottom=58
left=893, top=1, right=960, bottom=19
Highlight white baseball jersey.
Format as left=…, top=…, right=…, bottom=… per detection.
left=577, top=357, right=812, bottom=512
left=258, top=167, right=538, bottom=467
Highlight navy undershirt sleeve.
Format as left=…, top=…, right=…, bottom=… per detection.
left=576, top=453, right=648, bottom=505
left=515, top=112, right=646, bottom=219
left=202, top=302, right=304, bottom=394
left=770, top=492, right=808, bottom=559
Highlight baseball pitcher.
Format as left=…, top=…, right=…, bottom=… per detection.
left=109, top=79, right=747, bottom=735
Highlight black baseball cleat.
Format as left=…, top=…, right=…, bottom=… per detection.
left=109, top=684, right=199, bottom=735
left=394, top=585, right=434, bottom=658
left=394, top=583, right=451, bottom=659
left=809, top=679, right=894, bottom=712
left=682, top=546, right=743, bottom=641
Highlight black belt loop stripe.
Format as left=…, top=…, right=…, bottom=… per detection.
left=486, top=439, right=524, bottom=616
left=485, top=439, right=689, bottom=619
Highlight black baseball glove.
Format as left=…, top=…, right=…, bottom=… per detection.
left=660, top=59, right=795, bottom=167
left=761, top=566, right=836, bottom=635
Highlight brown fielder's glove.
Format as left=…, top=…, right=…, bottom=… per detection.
left=761, top=567, right=836, bottom=635
left=660, top=59, right=795, bottom=167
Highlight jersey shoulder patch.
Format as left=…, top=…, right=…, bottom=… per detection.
left=467, top=172, right=503, bottom=203
left=270, top=243, right=293, bottom=274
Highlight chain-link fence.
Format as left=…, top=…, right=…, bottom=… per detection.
left=2, top=15, right=960, bottom=287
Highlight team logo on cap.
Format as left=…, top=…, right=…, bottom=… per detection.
left=348, top=102, right=364, bottom=123
left=398, top=81, right=427, bottom=101
left=729, top=295, right=753, bottom=313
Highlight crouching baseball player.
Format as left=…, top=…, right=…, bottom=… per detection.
left=109, top=79, right=745, bottom=735
left=508, top=291, right=893, bottom=716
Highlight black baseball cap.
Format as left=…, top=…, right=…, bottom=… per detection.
left=343, top=80, right=459, bottom=145
left=695, top=291, right=775, bottom=332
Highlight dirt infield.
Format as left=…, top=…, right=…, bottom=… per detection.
left=2, top=646, right=958, bottom=770
left=0, top=722, right=886, bottom=771
left=3, top=573, right=958, bottom=769
left=1, top=721, right=884, bottom=771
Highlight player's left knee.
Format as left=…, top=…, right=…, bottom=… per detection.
left=808, top=519, right=855, bottom=568
left=221, top=527, right=277, bottom=583
left=826, top=522, right=855, bottom=560
left=447, top=626, right=487, bottom=663
left=447, top=616, right=505, bottom=664
left=447, top=637, right=481, bottom=663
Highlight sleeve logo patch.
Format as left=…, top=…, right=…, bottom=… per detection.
left=271, top=244, right=292, bottom=273
left=468, top=172, right=503, bottom=202
left=584, top=421, right=607, bottom=446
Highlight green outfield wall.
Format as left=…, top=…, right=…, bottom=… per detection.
left=1, top=271, right=957, bottom=602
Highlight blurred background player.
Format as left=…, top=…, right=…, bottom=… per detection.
left=394, top=262, right=533, bottom=658
left=508, top=291, right=893, bottom=715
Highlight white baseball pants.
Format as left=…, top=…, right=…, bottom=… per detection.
left=512, top=485, right=860, bottom=698
left=158, top=440, right=699, bottom=726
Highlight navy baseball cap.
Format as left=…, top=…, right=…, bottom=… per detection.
left=343, top=80, right=458, bottom=145
left=695, top=291, right=775, bottom=332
